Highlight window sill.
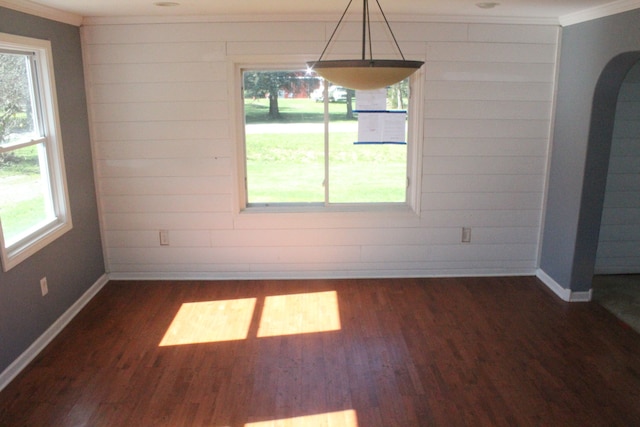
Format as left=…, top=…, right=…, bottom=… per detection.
left=1, top=219, right=73, bottom=272
left=242, top=202, right=414, bottom=214
left=234, top=203, right=420, bottom=229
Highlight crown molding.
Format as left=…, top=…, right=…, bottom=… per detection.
left=559, top=0, right=640, bottom=26
left=82, top=13, right=559, bottom=27
left=0, top=0, right=82, bottom=26
left=3, top=0, right=637, bottom=29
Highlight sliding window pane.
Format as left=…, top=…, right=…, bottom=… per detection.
left=0, top=143, right=53, bottom=245
left=0, top=52, right=40, bottom=147
left=328, top=81, right=408, bottom=204
left=244, top=70, right=325, bottom=204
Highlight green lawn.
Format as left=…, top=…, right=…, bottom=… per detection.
left=0, top=145, right=48, bottom=242
left=245, top=98, right=408, bottom=204
left=0, top=195, right=47, bottom=243
left=244, top=97, right=356, bottom=124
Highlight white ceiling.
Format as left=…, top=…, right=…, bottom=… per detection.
left=6, top=0, right=634, bottom=21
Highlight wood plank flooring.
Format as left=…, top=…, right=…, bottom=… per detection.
left=1, top=277, right=640, bottom=426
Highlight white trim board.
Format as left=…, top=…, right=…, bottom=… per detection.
left=559, top=0, right=640, bottom=26
left=0, top=0, right=82, bottom=26
left=106, top=270, right=536, bottom=282
left=108, top=271, right=592, bottom=304
left=81, top=13, right=559, bottom=26
left=2, top=0, right=639, bottom=27
left=536, top=268, right=593, bottom=302
left=0, top=274, right=109, bottom=392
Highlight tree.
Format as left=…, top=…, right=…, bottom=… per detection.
left=389, top=79, right=409, bottom=110
left=345, top=88, right=356, bottom=119
left=243, top=71, right=299, bottom=120
left=0, top=53, right=32, bottom=164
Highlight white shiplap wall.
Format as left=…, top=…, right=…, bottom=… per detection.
left=82, top=18, right=559, bottom=279
left=595, top=61, right=640, bottom=274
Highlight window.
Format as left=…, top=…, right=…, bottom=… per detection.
left=0, top=33, right=72, bottom=271
left=240, top=66, right=422, bottom=210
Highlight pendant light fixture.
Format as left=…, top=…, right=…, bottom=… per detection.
left=307, top=0, right=423, bottom=90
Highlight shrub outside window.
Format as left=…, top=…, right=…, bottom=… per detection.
left=0, top=33, right=72, bottom=271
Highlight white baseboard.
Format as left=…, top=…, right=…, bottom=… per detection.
left=106, top=270, right=536, bottom=282
left=536, top=269, right=592, bottom=302
left=0, top=273, right=109, bottom=392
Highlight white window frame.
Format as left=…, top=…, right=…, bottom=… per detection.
left=0, top=33, right=72, bottom=271
left=234, top=60, right=424, bottom=214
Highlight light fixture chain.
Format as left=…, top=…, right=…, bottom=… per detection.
left=373, top=0, right=406, bottom=60
left=366, top=0, right=373, bottom=61
left=316, top=0, right=355, bottom=63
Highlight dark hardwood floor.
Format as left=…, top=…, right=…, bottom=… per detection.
left=1, top=277, right=640, bottom=426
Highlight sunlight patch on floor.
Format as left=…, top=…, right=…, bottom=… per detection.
left=244, top=409, right=358, bottom=426
left=257, top=291, right=342, bottom=337
left=159, top=298, right=257, bottom=346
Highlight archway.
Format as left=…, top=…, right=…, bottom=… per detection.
left=573, top=52, right=640, bottom=295
left=590, top=55, right=640, bottom=332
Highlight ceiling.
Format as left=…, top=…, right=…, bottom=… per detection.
left=9, top=0, right=633, bottom=22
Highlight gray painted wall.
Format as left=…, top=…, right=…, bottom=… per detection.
left=0, top=7, right=105, bottom=374
left=540, top=9, right=640, bottom=292
left=595, top=61, right=640, bottom=274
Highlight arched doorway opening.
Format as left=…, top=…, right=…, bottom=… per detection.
left=589, top=54, right=640, bottom=332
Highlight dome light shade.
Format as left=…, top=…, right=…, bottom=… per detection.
left=306, top=0, right=423, bottom=90
left=308, top=59, right=424, bottom=91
